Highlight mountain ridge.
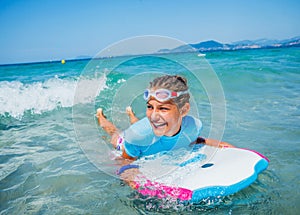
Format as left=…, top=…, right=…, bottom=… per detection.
left=158, top=36, right=300, bottom=53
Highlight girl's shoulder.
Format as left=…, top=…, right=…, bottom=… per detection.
left=182, top=115, right=202, bottom=128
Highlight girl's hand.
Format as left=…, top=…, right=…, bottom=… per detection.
left=217, top=141, right=235, bottom=148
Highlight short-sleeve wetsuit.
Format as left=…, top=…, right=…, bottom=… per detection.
left=122, top=115, right=202, bottom=158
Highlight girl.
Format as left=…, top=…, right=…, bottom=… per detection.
left=96, top=75, right=234, bottom=161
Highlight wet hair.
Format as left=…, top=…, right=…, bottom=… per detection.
left=148, top=75, right=190, bottom=108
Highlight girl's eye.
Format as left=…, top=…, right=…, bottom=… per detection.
left=159, top=107, right=170, bottom=111
left=146, top=104, right=153, bottom=109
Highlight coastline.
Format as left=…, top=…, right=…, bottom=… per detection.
left=1, top=45, right=299, bottom=67
left=1, top=36, right=299, bottom=67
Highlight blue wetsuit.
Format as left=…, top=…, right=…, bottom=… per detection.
left=122, top=115, right=202, bottom=158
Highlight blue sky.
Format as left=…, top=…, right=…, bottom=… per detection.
left=0, top=0, right=299, bottom=64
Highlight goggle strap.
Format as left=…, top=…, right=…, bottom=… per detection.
left=175, top=90, right=189, bottom=97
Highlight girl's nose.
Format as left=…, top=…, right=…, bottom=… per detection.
left=150, top=110, right=160, bottom=121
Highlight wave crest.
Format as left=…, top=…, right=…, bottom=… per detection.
left=0, top=75, right=107, bottom=118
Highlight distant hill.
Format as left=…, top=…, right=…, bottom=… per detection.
left=190, top=40, right=226, bottom=49
left=158, top=36, right=300, bottom=53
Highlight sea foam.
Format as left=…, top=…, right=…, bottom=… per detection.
left=0, top=75, right=107, bottom=118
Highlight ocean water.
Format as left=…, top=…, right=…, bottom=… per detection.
left=0, top=47, right=299, bottom=214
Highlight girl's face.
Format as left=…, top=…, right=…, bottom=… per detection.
left=146, top=99, right=189, bottom=137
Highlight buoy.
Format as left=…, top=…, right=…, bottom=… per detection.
left=61, top=59, right=66, bottom=64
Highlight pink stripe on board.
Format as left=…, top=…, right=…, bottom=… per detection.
left=240, top=148, right=270, bottom=162
left=135, top=179, right=192, bottom=201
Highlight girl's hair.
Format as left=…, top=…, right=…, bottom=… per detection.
left=148, top=75, right=190, bottom=108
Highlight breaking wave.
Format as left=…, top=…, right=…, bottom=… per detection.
left=0, top=75, right=107, bottom=118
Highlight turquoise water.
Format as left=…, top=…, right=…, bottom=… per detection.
left=0, top=48, right=299, bottom=214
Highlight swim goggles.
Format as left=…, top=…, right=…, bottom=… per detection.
left=143, top=88, right=189, bottom=102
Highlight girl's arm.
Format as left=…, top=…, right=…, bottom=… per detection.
left=194, top=136, right=235, bottom=148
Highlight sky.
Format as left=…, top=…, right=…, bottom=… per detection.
left=0, top=0, right=299, bottom=65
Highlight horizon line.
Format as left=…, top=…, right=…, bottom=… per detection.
left=1, top=35, right=299, bottom=67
